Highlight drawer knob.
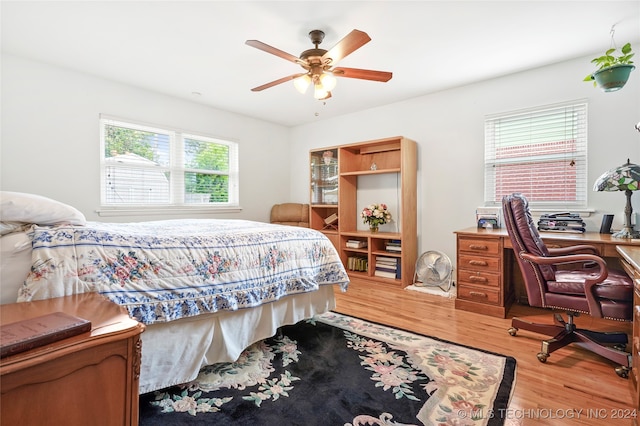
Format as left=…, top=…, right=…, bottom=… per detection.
left=469, top=244, right=488, bottom=251
left=469, top=275, right=488, bottom=283
left=469, top=260, right=488, bottom=266
left=469, top=291, right=487, bottom=298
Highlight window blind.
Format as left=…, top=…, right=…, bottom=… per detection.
left=484, top=101, right=588, bottom=207
left=100, top=117, right=239, bottom=207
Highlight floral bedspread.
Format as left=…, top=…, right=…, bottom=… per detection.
left=17, top=219, right=349, bottom=325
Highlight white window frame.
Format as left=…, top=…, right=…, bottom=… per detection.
left=98, top=115, right=240, bottom=215
left=484, top=100, right=588, bottom=210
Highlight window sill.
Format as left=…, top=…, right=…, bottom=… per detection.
left=95, top=206, right=243, bottom=217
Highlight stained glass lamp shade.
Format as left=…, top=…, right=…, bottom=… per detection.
left=593, top=159, right=640, bottom=238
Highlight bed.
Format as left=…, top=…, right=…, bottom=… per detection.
left=0, top=191, right=349, bottom=393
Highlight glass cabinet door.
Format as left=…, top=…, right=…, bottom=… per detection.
left=311, top=149, right=338, bottom=205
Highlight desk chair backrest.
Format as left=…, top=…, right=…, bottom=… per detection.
left=502, top=193, right=554, bottom=307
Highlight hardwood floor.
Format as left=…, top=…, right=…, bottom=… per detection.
left=333, top=278, right=636, bottom=426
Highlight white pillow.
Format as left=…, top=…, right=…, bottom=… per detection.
left=0, top=191, right=86, bottom=226
left=0, top=221, right=29, bottom=236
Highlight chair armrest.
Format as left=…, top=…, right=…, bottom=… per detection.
left=519, top=251, right=607, bottom=317
left=546, top=244, right=600, bottom=256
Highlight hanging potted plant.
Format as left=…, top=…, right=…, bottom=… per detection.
left=584, top=42, right=635, bottom=92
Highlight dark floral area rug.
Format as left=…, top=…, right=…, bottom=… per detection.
left=139, top=312, right=516, bottom=425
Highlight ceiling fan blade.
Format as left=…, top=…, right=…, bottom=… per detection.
left=250, top=73, right=306, bottom=92
left=245, top=40, right=302, bottom=64
left=322, top=29, right=371, bottom=64
left=332, top=67, right=392, bottom=82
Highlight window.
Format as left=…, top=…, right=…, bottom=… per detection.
left=484, top=101, right=587, bottom=208
left=100, top=117, right=239, bottom=208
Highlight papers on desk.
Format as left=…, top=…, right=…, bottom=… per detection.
left=538, top=213, right=585, bottom=233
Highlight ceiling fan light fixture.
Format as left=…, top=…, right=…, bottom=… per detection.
left=293, top=74, right=312, bottom=94
left=313, top=83, right=329, bottom=100
left=319, top=73, right=337, bottom=91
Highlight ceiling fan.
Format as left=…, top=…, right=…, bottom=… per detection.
left=245, top=29, right=392, bottom=100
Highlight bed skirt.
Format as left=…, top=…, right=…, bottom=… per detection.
left=139, top=285, right=336, bottom=394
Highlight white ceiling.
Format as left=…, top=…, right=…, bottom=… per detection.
left=2, top=1, right=639, bottom=127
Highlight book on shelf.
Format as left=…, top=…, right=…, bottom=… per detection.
left=375, top=261, right=397, bottom=269
left=347, top=256, right=368, bottom=272
left=1, top=312, right=92, bottom=358
left=345, top=239, right=367, bottom=249
left=376, top=256, right=397, bottom=261
left=374, top=266, right=401, bottom=279
left=374, top=269, right=397, bottom=279
left=385, top=239, right=402, bottom=252
left=374, top=264, right=396, bottom=273
left=374, top=255, right=401, bottom=279
left=376, top=256, right=398, bottom=264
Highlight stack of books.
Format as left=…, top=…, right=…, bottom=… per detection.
left=347, top=256, right=368, bottom=272
left=537, top=213, right=586, bottom=233
left=385, top=240, right=401, bottom=252
left=374, top=256, right=401, bottom=279
left=345, top=239, right=367, bottom=249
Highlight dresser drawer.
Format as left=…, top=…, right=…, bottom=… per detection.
left=458, top=254, right=500, bottom=272
left=458, top=237, right=500, bottom=256
left=457, top=285, right=500, bottom=305
left=457, top=270, right=500, bottom=288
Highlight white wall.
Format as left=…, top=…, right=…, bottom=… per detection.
left=3, top=52, right=640, bottom=268
left=289, top=53, right=640, bottom=265
left=1, top=54, right=291, bottom=223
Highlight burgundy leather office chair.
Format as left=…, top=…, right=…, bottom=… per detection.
left=503, top=193, right=633, bottom=377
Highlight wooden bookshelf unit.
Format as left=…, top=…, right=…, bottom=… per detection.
left=310, top=136, right=417, bottom=287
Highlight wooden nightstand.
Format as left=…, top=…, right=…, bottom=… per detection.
left=1, top=293, right=145, bottom=426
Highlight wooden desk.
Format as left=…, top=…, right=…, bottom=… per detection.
left=1, top=293, right=145, bottom=426
left=455, top=227, right=640, bottom=318
left=616, top=246, right=640, bottom=416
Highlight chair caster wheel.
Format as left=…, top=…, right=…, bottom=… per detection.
left=537, top=352, right=548, bottom=363
left=615, top=366, right=630, bottom=379
left=508, top=327, right=518, bottom=336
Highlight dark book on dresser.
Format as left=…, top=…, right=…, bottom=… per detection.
left=1, top=311, right=92, bottom=358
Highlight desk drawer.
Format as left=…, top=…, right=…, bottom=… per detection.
left=457, top=285, right=500, bottom=305
left=458, top=254, right=500, bottom=272
left=457, top=270, right=500, bottom=287
left=458, top=237, right=500, bottom=255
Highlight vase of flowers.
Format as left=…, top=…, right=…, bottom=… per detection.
left=361, top=203, right=391, bottom=232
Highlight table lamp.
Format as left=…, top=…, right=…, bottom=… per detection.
left=593, top=159, right=640, bottom=238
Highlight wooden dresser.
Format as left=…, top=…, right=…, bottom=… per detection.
left=455, top=231, right=513, bottom=317
left=1, top=293, right=145, bottom=426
